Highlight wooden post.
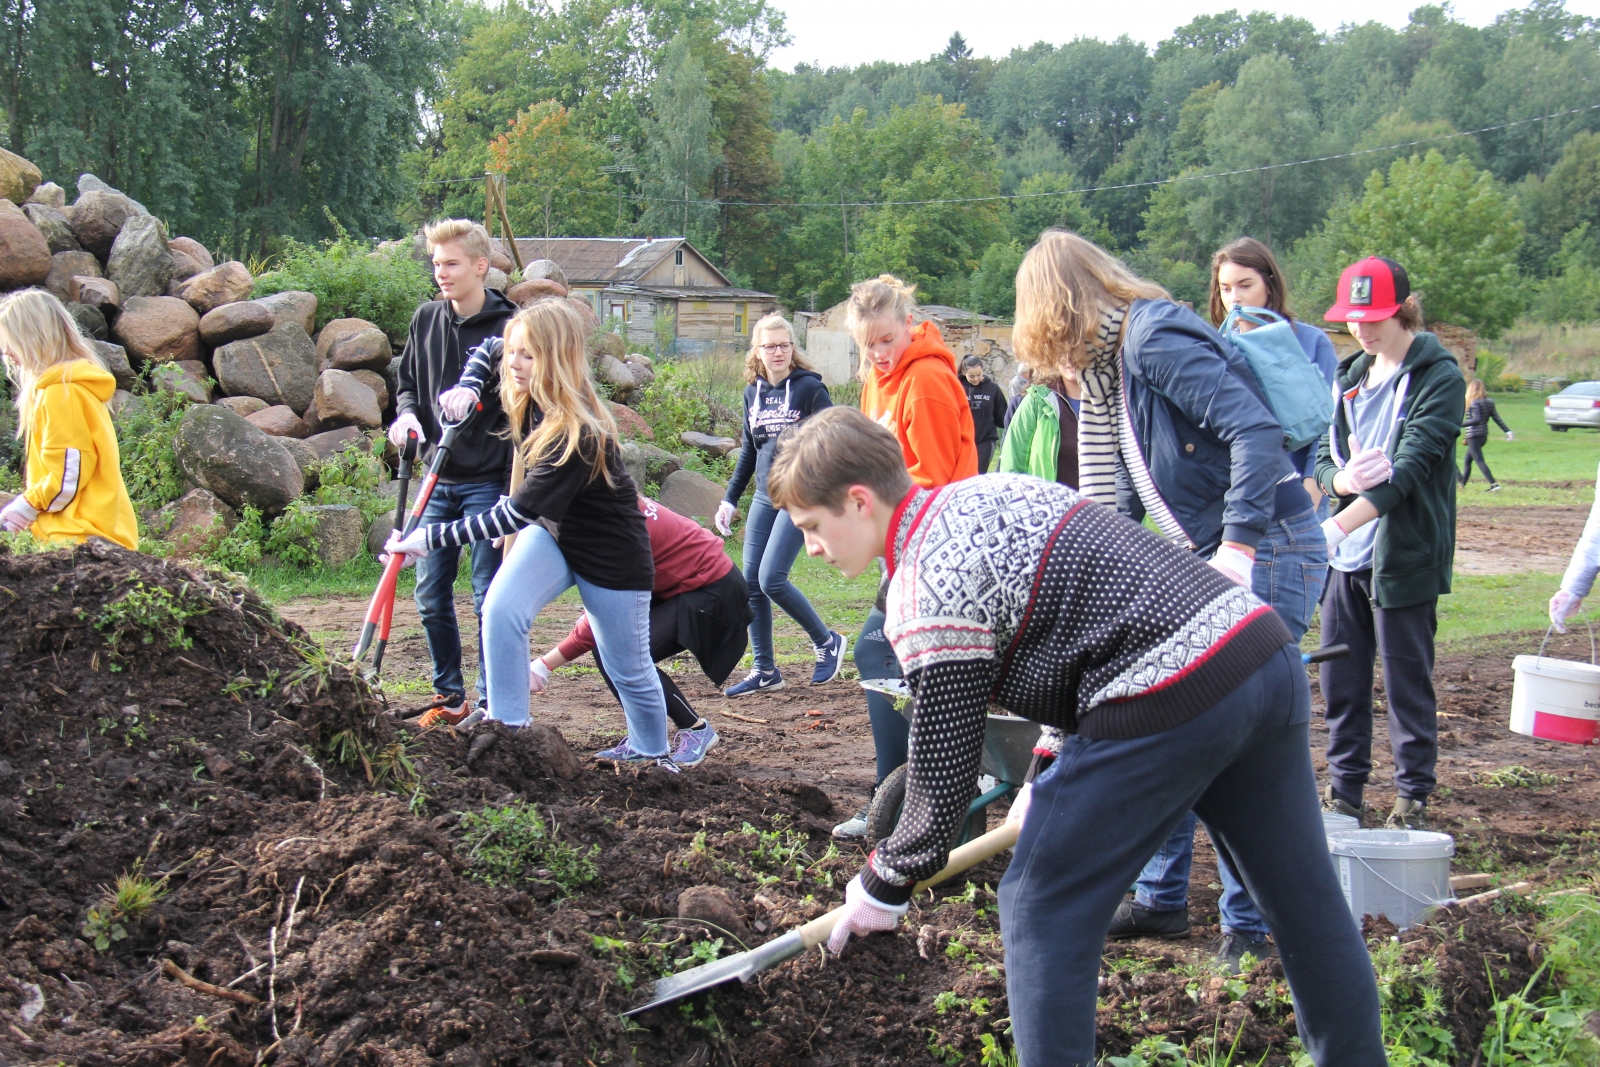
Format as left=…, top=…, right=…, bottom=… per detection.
left=497, top=175, right=524, bottom=273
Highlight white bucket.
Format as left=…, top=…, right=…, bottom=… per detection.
left=1327, top=829, right=1454, bottom=930
left=1511, top=653, right=1600, bottom=746
left=1322, top=811, right=1359, bottom=838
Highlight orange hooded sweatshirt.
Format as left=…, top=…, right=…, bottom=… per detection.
left=860, top=321, right=978, bottom=488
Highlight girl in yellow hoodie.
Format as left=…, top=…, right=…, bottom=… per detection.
left=0, top=289, right=137, bottom=549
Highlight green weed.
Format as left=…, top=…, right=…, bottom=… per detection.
left=113, top=370, right=192, bottom=513
left=1371, top=939, right=1456, bottom=1067
left=93, top=580, right=211, bottom=670
left=1477, top=766, right=1563, bottom=789
left=1105, top=1036, right=1186, bottom=1066
left=673, top=936, right=725, bottom=970
left=81, top=865, right=167, bottom=951
left=457, top=800, right=599, bottom=896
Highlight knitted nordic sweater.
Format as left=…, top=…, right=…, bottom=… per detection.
left=861, top=474, right=1291, bottom=905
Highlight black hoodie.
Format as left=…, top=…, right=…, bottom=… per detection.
left=724, top=366, right=832, bottom=503
left=394, top=288, right=518, bottom=484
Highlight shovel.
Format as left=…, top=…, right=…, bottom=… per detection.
left=624, top=821, right=1021, bottom=1016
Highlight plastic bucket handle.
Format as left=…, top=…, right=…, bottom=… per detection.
left=1537, top=620, right=1597, bottom=668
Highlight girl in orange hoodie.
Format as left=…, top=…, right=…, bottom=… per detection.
left=830, top=274, right=978, bottom=839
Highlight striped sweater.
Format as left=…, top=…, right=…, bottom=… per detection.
left=862, top=475, right=1291, bottom=905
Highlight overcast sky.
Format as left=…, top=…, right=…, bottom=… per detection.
left=767, top=0, right=1600, bottom=70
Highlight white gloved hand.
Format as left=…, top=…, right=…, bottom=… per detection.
left=1320, top=515, right=1350, bottom=553
left=713, top=501, right=736, bottom=537
left=388, top=411, right=426, bottom=449
left=1551, top=589, right=1584, bottom=634
left=1005, top=781, right=1033, bottom=827
left=1209, top=545, right=1255, bottom=587
left=826, top=874, right=909, bottom=953
left=529, top=657, right=552, bottom=694
left=1343, top=435, right=1393, bottom=492
left=438, top=386, right=479, bottom=423
left=0, top=494, right=39, bottom=533
left=382, top=527, right=431, bottom=567
left=1506, top=431, right=1516, bottom=441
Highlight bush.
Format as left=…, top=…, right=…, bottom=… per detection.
left=1476, top=353, right=1507, bottom=387
left=114, top=369, right=192, bottom=513
left=253, top=213, right=434, bottom=340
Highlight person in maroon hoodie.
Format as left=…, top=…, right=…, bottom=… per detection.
left=528, top=495, right=752, bottom=766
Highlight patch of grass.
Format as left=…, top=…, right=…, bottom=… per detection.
left=457, top=799, right=599, bottom=896
left=1370, top=938, right=1456, bottom=1067
left=82, top=865, right=168, bottom=951
left=1437, top=573, right=1559, bottom=646
left=1476, top=765, right=1564, bottom=788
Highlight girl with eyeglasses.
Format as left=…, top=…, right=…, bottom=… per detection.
left=716, top=314, right=847, bottom=696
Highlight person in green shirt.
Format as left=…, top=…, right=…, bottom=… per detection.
left=999, top=366, right=1082, bottom=487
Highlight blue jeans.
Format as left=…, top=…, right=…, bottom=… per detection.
left=413, top=479, right=504, bottom=702
left=855, top=605, right=908, bottom=786
left=1000, top=645, right=1383, bottom=1066
left=743, top=493, right=830, bottom=672
left=483, top=525, right=669, bottom=755
left=1135, top=508, right=1329, bottom=937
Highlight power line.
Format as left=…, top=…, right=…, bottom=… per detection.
left=415, top=101, right=1600, bottom=207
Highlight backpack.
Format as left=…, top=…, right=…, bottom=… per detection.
left=1219, top=306, right=1336, bottom=451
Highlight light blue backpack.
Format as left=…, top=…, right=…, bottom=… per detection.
left=1219, top=306, right=1335, bottom=451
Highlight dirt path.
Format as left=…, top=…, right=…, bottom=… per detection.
left=1455, top=504, right=1588, bottom=574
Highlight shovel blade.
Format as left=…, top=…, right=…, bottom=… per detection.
left=624, top=931, right=805, bottom=1016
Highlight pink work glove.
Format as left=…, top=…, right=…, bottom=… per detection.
left=0, top=495, right=38, bottom=533
left=382, top=527, right=431, bottom=568
left=1209, top=545, right=1255, bottom=587
left=1343, top=436, right=1392, bottom=493
left=1551, top=590, right=1584, bottom=634
left=529, top=658, right=553, bottom=694
left=826, top=874, right=908, bottom=953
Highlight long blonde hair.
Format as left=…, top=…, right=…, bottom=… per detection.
left=743, top=313, right=813, bottom=384
left=846, top=274, right=918, bottom=381
left=1014, top=230, right=1168, bottom=372
left=0, top=288, right=107, bottom=438
left=498, top=298, right=618, bottom=484
left=1465, top=376, right=1487, bottom=410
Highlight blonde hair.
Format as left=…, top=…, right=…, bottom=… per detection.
left=499, top=298, right=618, bottom=484
left=846, top=274, right=918, bottom=381
left=768, top=406, right=913, bottom=512
left=424, top=218, right=492, bottom=263
left=0, top=288, right=107, bottom=438
left=1465, top=376, right=1487, bottom=408
left=1014, top=230, right=1168, bottom=372
left=744, top=313, right=813, bottom=384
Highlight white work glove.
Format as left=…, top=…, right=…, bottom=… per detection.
left=1506, top=431, right=1515, bottom=441
left=388, top=411, right=425, bottom=449
left=1343, top=436, right=1393, bottom=492
left=0, top=495, right=39, bottom=533
left=382, top=527, right=432, bottom=567
left=529, top=657, right=552, bottom=694
left=826, top=874, right=909, bottom=953
left=438, top=386, right=478, bottom=423
left=1321, top=515, right=1350, bottom=553
left=713, top=501, right=736, bottom=537
left=1005, top=781, right=1033, bottom=827
left=1551, top=590, right=1584, bottom=634
left=1209, top=545, right=1256, bottom=587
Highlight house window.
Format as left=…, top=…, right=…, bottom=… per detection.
left=736, top=302, right=749, bottom=337
left=674, top=249, right=684, bottom=265
left=609, top=301, right=630, bottom=323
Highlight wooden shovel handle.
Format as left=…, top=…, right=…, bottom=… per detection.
left=796, top=822, right=1021, bottom=950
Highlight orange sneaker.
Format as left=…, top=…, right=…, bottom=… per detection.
left=418, top=696, right=468, bottom=728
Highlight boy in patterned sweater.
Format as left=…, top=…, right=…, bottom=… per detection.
left=767, top=407, right=1383, bottom=1067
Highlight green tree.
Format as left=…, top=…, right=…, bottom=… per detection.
left=1519, top=131, right=1600, bottom=275
left=489, top=101, right=615, bottom=240
left=1529, top=224, right=1600, bottom=323
left=638, top=34, right=720, bottom=247
left=1009, top=172, right=1112, bottom=247
left=969, top=239, right=1023, bottom=317
left=1292, top=150, right=1523, bottom=336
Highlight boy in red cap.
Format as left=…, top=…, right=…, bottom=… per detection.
left=1316, top=257, right=1464, bottom=830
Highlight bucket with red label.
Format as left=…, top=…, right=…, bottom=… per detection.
left=1510, top=637, right=1600, bottom=745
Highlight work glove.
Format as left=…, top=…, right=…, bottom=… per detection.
left=438, top=386, right=479, bottom=424
left=388, top=412, right=426, bottom=449
left=1551, top=589, right=1584, bottom=634
left=1320, top=514, right=1350, bottom=554
left=826, top=874, right=909, bottom=953
left=1506, top=431, right=1516, bottom=441
left=1343, top=435, right=1392, bottom=493
left=382, top=527, right=432, bottom=567
left=0, top=494, right=38, bottom=533
left=713, top=501, right=736, bottom=537
left=529, top=657, right=553, bottom=695
left=1005, top=781, right=1033, bottom=827
left=1208, top=545, right=1255, bottom=587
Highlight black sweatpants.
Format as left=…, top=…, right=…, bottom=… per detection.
left=1318, top=567, right=1439, bottom=805
left=976, top=438, right=995, bottom=474
left=1459, top=437, right=1496, bottom=486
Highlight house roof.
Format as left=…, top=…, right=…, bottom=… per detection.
left=603, top=283, right=778, bottom=302
left=498, top=236, right=734, bottom=287
left=805, top=301, right=996, bottom=328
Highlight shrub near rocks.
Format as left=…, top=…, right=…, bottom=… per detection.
left=253, top=226, right=432, bottom=340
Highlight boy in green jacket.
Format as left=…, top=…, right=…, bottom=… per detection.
left=1315, top=257, right=1465, bottom=830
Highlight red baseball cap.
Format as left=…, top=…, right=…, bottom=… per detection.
left=1324, top=256, right=1410, bottom=322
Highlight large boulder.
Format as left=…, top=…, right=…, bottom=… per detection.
left=167, top=237, right=213, bottom=282
left=112, top=296, right=201, bottom=364
left=590, top=331, right=626, bottom=360
left=0, top=200, right=51, bottom=289
left=597, top=354, right=638, bottom=398
left=279, top=436, right=321, bottom=490
left=71, top=276, right=121, bottom=318
left=254, top=290, right=317, bottom=335
left=307, top=504, right=366, bottom=567
left=349, top=369, right=389, bottom=412
left=316, top=318, right=391, bottom=372
left=217, top=395, right=267, bottom=418
left=106, top=214, right=173, bottom=298
left=178, top=261, right=253, bottom=314
left=365, top=511, right=395, bottom=559
left=608, top=401, right=653, bottom=440
left=658, top=469, right=726, bottom=520
left=567, top=295, right=598, bottom=330
left=66, top=189, right=140, bottom=260
left=312, top=369, right=381, bottom=430
left=199, top=300, right=274, bottom=346
left=153, top=488, right=238, bottom=558
left=618, top=442, right=648, bottom=494
left=635, top=441, right=683, bottom=484
left=680, top=431, right=739, bottom=457
left=158, top=360, right=215, bottom=405
left=246, top=405, right=311, bottom=438
left=26, top=181, right=65, bottom=209
left=23, top=203, right=80, bottom=253
left=91, top=340, right=136, bottom=392
left=213, top=322, right=318, bottom=414
left=507, top=277, right=567, bottom=305
left=305, top=426, right=368, bottom=461
left=484, top=267, right=509, bottom=292
left=77, top=174, right=148, bottom=215
left=44, top=250, right=100, bottom=301
left=66, top=302, right=107, bottom=340
left=489, top=245, right=515, bottom=273
left=0, top=148, right=41, bottom=205
left=172, top=404, right=304, bottom=513
left=524, top=258, right=568, bottom=288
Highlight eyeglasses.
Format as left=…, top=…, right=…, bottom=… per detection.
left=757, top=342, right=793, bottom=354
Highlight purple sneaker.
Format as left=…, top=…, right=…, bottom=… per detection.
left=670, top=723, right=720, bottom=768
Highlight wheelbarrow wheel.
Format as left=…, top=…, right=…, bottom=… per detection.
left=864, top=764, right=986, bottom=848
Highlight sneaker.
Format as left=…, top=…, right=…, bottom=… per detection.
left=832, top=803, right=871, bottom=840
left=1386, top=797, right=1428, bottom=830
left=670, top=723, right=720, bottom=768
left=1213, top=930, right=1275, bottom=973
left=1106, top=899, right=1190, bottom=941
left=419, top=695, right=469, bottom=728
left=1322, top=784, right=1370, bottom=826
left=811, top=632, right=848, bottom=684
left=594, top=738, right=655, bottom=763
left=1487, top=483, right=1502, bottom=492
left=724, top=668, right=784, bottom=697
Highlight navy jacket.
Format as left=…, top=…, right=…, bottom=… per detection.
left=724, top=367, right=832, bottom=502
left=1116, top=299, right=1300, bottom=555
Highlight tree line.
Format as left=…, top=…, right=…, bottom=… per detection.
left=5, top=0, right=1600, bottom=334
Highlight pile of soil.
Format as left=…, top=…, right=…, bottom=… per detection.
left=0, top=544, right=1565, bottom=1067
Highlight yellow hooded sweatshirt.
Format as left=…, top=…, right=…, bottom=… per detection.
left=17, top=360, right=137, bottom=549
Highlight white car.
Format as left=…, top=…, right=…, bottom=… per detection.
left=1545, top=382, right=1600, bottom=431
